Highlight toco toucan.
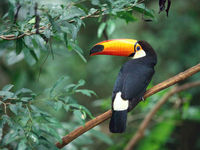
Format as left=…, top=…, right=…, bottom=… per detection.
left=89, top=39, right=157, bottom=133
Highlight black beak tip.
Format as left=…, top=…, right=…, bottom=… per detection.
left=89, top=45, right=104, bottom=56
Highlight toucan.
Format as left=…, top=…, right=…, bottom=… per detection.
left=89, top=39, right=157, bottom=133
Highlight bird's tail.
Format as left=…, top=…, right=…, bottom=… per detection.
left=109, top=110, right=127, bottom=133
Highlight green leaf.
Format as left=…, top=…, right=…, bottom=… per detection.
left=73, top=79, right=85, bottom=90
left=133, top=4, right=154, bottom=18
left=117, top=11, right=137, bottom=23
left=64, top=105, right=70, bottom=112
left=44, top=117, right=62, bottom=128
left=69, top=103, right=94, bottom=119
left=73, top=109, right=85, bottom=125
left=90, top=129, right=113, bottom=145
left=23, top=48, right=36, bottom=66
left=20, top=97, right=33, bottom=102
left=16, top=38, right=23, bottom=54
left=1, top=115, right=13, bottom=127
left=28, top=17, right=36, bottom=24
left=2, top=84, right=14, bottom=91
left=40, top=124, right=62, bottom=143
left=62, top=6, right=86, bottom=20
left=29, top=49, right=39, bottom=61
left=15, top=88, right=33, bottom=96
left=54, top=101, right=63, bottom=111
left=48, top=15, right=61, bottom=32
left=76, top=89, right=97, bottom=97
left=91, top=0, right=100, bottom=5
left=24, top=36, right=33, bottom=48
left=81, top=106, right=94, bottom=119
left=28, top=132, right=39, bottom=144
left=98, top=22, right=106, bottom=38
left=9, top=104, right=18, bottom=115
left=69, top=103, right=82, bottom=109
left=64, top=83, right=76, bottom=92
left=3, top=130, right=18, bottom=145
left=106, top=20, right=115, bottom=36
left=0, top=91, right=14, bottom=101
left=50, top=76, right=68, bottom=97
left=46, top=100, right=63, bottom=111
left=70, top=42, right=87, bottom=63
left=44, top=29, right=51, bottom=39
left=33, top=34, right=47, bottom=51
left=19, top=116, right=29, bottom=127
left=17, top=139, right=27, bottom=150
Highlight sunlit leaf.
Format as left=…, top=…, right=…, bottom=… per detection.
left=2, top=84, right=14, bottom=91
left=106, top=20, right=116, bottom=36
left=28, top=17, right=36, bottom=24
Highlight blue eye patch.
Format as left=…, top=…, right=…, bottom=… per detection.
left=136, top=46, right=140, bottom=51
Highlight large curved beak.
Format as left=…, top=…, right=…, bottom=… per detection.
left=89, top=39, right=137, bottom=57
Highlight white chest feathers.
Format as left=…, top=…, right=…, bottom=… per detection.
left=113, top=92, right=129, bottom=111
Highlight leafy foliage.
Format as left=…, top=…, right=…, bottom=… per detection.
left=0, top=0, right=154, bottom=65
left=0, top=0, right=199, bottom=150
left=0, top=77, right=112, bottom=149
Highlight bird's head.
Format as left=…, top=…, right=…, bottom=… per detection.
left=89, top=39, right=156, bottom=59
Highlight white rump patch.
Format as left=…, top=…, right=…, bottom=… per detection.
left=133, top=50, right=146, bottom=59
left=113, top=92, right=129, bottom=111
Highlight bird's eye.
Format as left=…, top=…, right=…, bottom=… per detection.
left=136, top=46, right=140, bottom=51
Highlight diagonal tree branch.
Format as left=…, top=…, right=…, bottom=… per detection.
left=125, top=81, right=200, bottom=150
left=56, top=63, right=200, bottom=149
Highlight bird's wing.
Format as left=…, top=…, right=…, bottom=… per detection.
left=121, top=67, right=154, bottom=111
left=111, top=64, right=154, bottom=110
left=121, top=66, right=154, bottom=100
left=112, top=68, right=124, bottom=101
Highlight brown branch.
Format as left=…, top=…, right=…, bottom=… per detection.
left=124, top=81, right=200, bottom=150
left=56, top=63, right=200, bottom=149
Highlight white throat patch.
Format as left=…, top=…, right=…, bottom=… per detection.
left=113, top=92, right=129, bottom=111
left=133, top=50, right=146, bottom=59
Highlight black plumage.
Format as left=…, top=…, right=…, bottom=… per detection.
left=109, top=41, right=157, bottom=133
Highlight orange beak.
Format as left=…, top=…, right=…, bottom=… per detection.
left=90, top=39, right=138, bottom=57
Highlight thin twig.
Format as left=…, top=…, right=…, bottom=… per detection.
left=0, top=100, right=12, bottom=114
left=14, top=2, right=22, bottom=24
left=0, top=100, right=7, bottom=114
left=34, top=3, right=40, bottom=34
left=55, top=63, right=200, bottom=149
left=124, top=81, right=200, bottom=150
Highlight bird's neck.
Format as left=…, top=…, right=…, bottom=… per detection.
left=130, top=55, right=157, bottom=66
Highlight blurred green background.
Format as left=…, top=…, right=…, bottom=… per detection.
left=0, top=0, right=200, bottom=150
